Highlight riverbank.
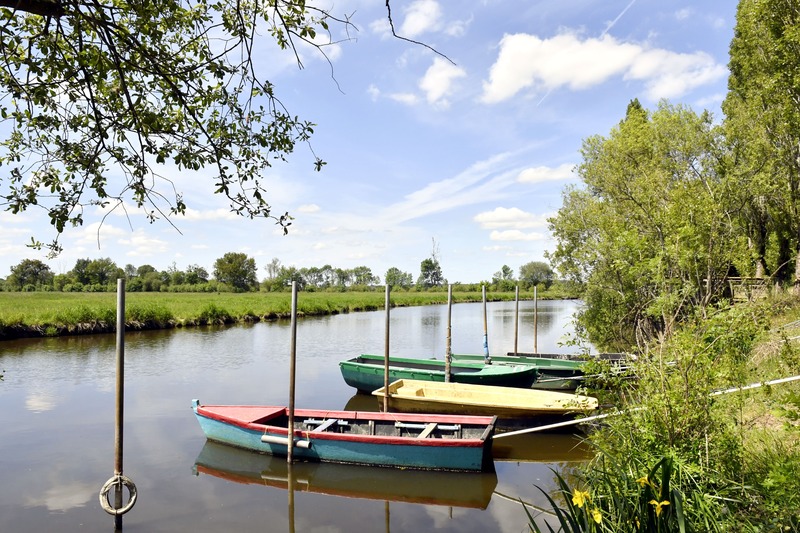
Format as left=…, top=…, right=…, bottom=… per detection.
left=0, top=289, right=576, bottom=340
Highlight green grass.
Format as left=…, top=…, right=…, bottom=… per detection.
left=0, top=289, right=574, bottom=338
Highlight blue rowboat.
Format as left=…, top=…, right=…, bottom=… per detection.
left=191, top=399, right=497, bottom=472
left=339, top=354, right=538, bottom=393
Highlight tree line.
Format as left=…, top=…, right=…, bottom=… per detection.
left=0, top=253, right=556, bottom=294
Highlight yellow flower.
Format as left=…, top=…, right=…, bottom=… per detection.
left=650, top=499, right=670, bottom=517
left=590, top=508, right=602, bottom=524
left=636, top=476, right=650, bottom=487
left=572, top=489, right=590, bottom=508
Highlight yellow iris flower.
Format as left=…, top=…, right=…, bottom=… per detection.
left=591, top=508, right=602, bottom=524
left=572, top=489, right=590, bottom=508
left=650, top=499, right=670, bottom=517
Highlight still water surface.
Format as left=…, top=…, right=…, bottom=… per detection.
left=0, top=298, right=593, bottom=532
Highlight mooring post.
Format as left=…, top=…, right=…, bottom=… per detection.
left=99, top=278, right=136, bottom=526
left=287, top=281, right=298, bottom=463
left=513, top=285, right=519, bottom=355
left=383, top=284, right=390, bottom=412
left=445, top=284, right=452, bottom=382
left=482, top=285, right=490, bottom=364
left=114, top=279, right=125, bottom=529
left=533, top=286, right=538, bottom=353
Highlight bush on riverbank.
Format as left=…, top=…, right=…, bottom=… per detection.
left=531, top=296, right=800, bottom=531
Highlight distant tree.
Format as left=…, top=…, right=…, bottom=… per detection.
left=334, top=268, right=352, bottom=289
left=137, top=264, right=157, bottom=277
left=519, top=261, right=554, bottom=289
left=352, top=266, right=379, bottom=286
left=124, top=264, right=137, bottom=279
left=214, top=253, right=258, bottom=292
left=265, top=258, right=282, bottom=279
left=493, top=265, right=514, bottom=281
left=85, top=258, right=124, bottom=286
left=185, top=265, right=209, bottom=285
left=7, top=259, right=54, bottom=290
left=417, top=258, right=444, bottom=288
left=385, top=267, right=413, bottom=289
left=275, top=266, right=306, bottom=290
left=417, top=238, right=445, bottom=288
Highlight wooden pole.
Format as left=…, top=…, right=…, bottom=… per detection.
left=113, top=279, right=125, bottom=530
left=513, top=285, right=519, bottom=355
left=482, top=285, right=490, bottom=364
left=287, top=281, right=298, bottom=463
left=445, top=284, right=452, bottom=382
left=383, top=285, right=390, bottom=412
left=533, top=286, right=538, bottom=354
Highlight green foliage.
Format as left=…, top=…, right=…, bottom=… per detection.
left=0, top=1, right=345, bottom=255
left=548, top=101, right=745, bottom=351
left=519, top=261, right=554, bottom=290
left=385, top=267, right=414, bottom=289
left=723, top=0, right=800, bottom=284
left=528, top=457, right=707, bottom=533
left=213, top=252, right=258, bottom=292
left=417, top=258, right=444, bottom=288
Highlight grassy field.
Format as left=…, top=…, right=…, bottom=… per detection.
left=0, top=289, right=572, bottom=339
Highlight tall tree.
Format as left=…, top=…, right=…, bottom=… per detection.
left=213, top=252, right=257, bottom=292
left=548, top=102, right=742, bottom=350
left=723, top=0, right=800, bottom=284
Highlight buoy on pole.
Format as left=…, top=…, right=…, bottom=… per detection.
left=99, top=279, right=137, bottom=527
left=287, top=281, right=298, bottom=463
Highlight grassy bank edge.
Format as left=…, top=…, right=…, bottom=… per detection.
left=0, top=289, right=578, bottom=340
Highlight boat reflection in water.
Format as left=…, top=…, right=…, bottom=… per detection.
left=492, top=431, right=594, bottom=464
left=193, top=440, right=499, bottom=510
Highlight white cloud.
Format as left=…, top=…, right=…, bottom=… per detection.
left=481, top=31, right=727, bottom=104
left=297, top=204, right=321, bottom=213
left=489, top=229, right=546, bottom=241
left=517, top=163, right=575, bottom=184
left=474, top=207, right=549, bottom=230
left=419, top=57, right=467, bottom=107
left=675, top=8, right=693, bottom=20
left=401, top=0, right=443, bottom=38
left=389, top=92, right=419, bottom=105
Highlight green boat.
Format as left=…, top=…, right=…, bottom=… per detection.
left=339, top=354, right=539, bottom=393
left=450, top=353, right=586, bottom=391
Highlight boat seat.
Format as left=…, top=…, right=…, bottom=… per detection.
left=415, top=388, right=425, bottom=397
left=312, top=418, right=339, bottom=432
left=417, top=422, right=437, bottom=439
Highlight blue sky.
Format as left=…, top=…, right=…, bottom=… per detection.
left=0, top=0, right=736, bottom=283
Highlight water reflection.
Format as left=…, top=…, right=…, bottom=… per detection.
left=194, top=440, right=498, bottom=509
left=0, top=298, right=589, bottom=532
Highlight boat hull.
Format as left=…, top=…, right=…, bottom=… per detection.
left=451, top=353, right=585, bottom=390
left=192, top=400, right=496, bottom=472
left=339, top=354, right=538, bottom=393
left=372, top=379, right=598, bottom=419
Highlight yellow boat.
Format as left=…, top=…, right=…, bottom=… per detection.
left=373, top=379, right=599, bottom=419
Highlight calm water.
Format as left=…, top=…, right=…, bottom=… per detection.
left=0, top=298, right=593, bottom=532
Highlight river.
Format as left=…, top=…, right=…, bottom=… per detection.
left=0, top=298, right=593, bottom=532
